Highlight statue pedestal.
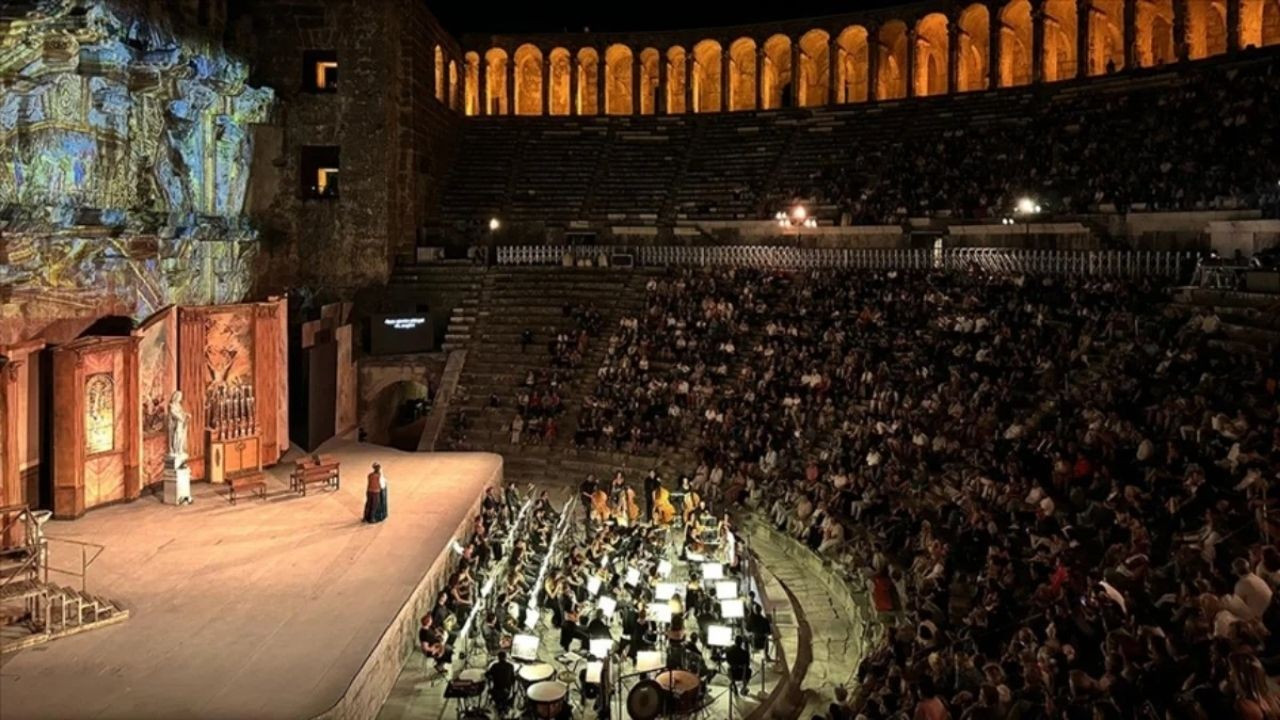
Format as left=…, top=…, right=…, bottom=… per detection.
left=163, top=465, right=193, bottom=506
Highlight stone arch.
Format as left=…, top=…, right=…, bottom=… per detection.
left=956, top=4, right=990, bottom=92
left=448, top=59, right=458, bottom=109
left=1186, top=0, right=1228, bottom=59
left=1240, top=0, right=1280, bottom=48
left=363, top=379, right=430, bottom=450
left=877, top=21, right=909, bottom=100
left=484, top=47, right=509, bottom=114
left=514, top=44, right=543, bottom=115
left=1042, top=0, right=1078, bottom=81
left=797, top=29, right=830, bottom=107
left=549, top=48, right=572, bottom=115
left=1136, top=0, right=1176, bottom=67
left=666, top=46, right=688, bottom=114
left=464, top=51, right=480, bottom=115
left=761, top=34, right=792, bottom=109
left=1088, top=0, right=1126, bottom=74
left=999, top=0, right=1033, bottom=87
left=434, top=45, right=444, bottom=102
left=836, top=25, right=869, bottom=103
left=577, top=47, right=600, bottom=115
left=639, top=48, right=660, bottom=114
left=691, top=40, right=722, bottom=113
left=728, top=37, right=758, bottom=111
left=914, top=13, right=949, bottom=97
left=605, top=44, right=634, bottom=115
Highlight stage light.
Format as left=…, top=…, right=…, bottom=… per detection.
left=647, top=602, right=673, bottom=624
left=635, top=650, right=666, bottom=673
left=488, top=217, right=501, bottom=231
left=707, top=624, right=734, bottom=648
left=587, top=575, right=602, bottom=596
left=625, top=567, right=640, bottom=586
left=791, top=205, right=807, bottom=221
left=598, top=596, right=617, bottom=617
left=589, top=637, right=613, bottom=659
left=657, top=560, right=672, bottom=577
left=701, top=562, right=724, bottom=580
left=715, top=581, right=738, bottom=600
left=720, top=599, right=745, bottom=619
left=774, top=211, right=786, bottom=221
left=654, top=582, right=677, bottom=601
left=586, top=660, right=605, bottom=684
left=512, top=633, right=540, bottom=661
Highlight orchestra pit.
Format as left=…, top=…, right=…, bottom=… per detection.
left=0, top=1, right=1279, bottom=720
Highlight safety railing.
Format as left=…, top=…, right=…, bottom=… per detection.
left=494, top=245, right=1195, bottom=277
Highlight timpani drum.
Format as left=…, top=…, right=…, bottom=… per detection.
left=518, top=662, right=555, bottom=685
left=527, top=680, right=568, bottom=719
left=457, top=668, right=485, bottom=684
left=655, top=669, right=703, bottom=713
left=626, top=679, right=664, bottom=720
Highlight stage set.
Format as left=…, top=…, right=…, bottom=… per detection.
left=0, top=440, right=503, bottom=720
left=379, top=485, right=782, bottom=720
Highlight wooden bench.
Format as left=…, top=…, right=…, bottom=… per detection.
left=290, top=457, right=341, bottom=496
left=226, top=473, right=267, bottom=505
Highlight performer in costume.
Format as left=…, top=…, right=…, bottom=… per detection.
left=364, top=463, right=384, bottom=523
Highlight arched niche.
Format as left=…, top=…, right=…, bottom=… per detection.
left=1042, top=0, right=1078, bottom=81
left=1088, top=0, right=1126, bottom=75
left=761, top=34, right=792, bottom=109
left=577, top=47, right=600, bottom=115
left=728, top=37, right=757, bottom=111
left=1135, top=0, right=1176, bottom=67
left=1186, top=0, right=1228, bottom=59
left=666, top=46, right=688, bottom=114
left=999, top=0, right=1033, bottom=87
left=484, top=47, right=509, bottom=114
left=877, top=21, right=908, bottom=100
left=549, top=48, right=572, bottom=115
left=914, top=13, right=948, bottom=97
left=691, top=39, right=722, bottom=113
left=797, top=29, right=830, bottom=107
left=956, top=4, right=990, bottom=92
left=514, top=44, right=543, bottom=115
left=835, top=25, right=869, bottom=103
left=639, top=48, right=660, bottom=114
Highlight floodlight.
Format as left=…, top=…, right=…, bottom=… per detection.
left=720, top=599, right=745, bottom=619
left=791, top=205, right=807, bottom=221
left=589, top=637, right=614, bottom=659
left=598, top=596, right=617, bottom=617
left=715, top=581, right=738, bottom=600
left=587, top=575, right=602, bottom=596
left=701, top=563, right=724, bottom=580
left=654, top=582, right=677, bottom=601
left=1015, top=197, right=1036, bottom=214
left=512, top=633, right=540, bottom=661
left=488, top=217, right=501, bottom=231
left=657, top=560, right=672, bottom=577
left=635, top=650, right=666, bottom=673
left=707, top=624, right=734, bottom=648
left=647, top=602, right=673, bottom=624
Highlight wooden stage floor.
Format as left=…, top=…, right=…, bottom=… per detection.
left=0, top=440, right=502, bottom=720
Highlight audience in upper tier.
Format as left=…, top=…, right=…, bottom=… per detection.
left=586, top=266, right=1278, bottom=720
left=770, top=57, right=1280, bottom=224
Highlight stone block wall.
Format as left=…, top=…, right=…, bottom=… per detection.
left=233, top=0, right=462, bottom=299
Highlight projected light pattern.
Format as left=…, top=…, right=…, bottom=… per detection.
left=0, top=0, right=273, bottom=345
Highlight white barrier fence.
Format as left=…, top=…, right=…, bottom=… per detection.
left=494, top=245, right=1195, bottom=277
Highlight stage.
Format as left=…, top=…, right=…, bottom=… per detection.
left=0, top=440, right=502, bottom=720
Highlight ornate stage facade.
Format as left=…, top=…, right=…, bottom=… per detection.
left=0, top=440, right=503, bottom=720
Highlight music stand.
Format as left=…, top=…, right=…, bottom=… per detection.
left=647, top=602, right=672, bottom=624
left=512, top=633, right=540, bottom=662
left=598, top=595, right=617, bottom=618
left=720, top=599, right=745, bottom=620
left=587, top=575, right=602, bottom=596
left=715, top=581, right=738, bottom=600
left=625, top=567, right=641, bottom=586
left=701, top=563, right=724, bottom=580
left=589, top=637, right=613, bottom=659
left=524, top=606, right=540, bottom=629
left=654, top=582, right=677, bottom=601
left=635, top=650, right=666, bottom=673
left=657, top=559, right=673, bottom=578
left=708, top=624, right=738, bottom=719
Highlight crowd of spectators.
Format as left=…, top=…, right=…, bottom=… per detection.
left=771, top=53, right=1280, bottom=225
left=581, top=266, right=1278, bottom=719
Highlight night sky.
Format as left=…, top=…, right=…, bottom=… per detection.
left=433, top=1, right=908, bottom=35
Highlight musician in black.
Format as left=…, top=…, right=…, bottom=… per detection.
left=486, top=650, right=517, bottom=713
left=727, top=635, right=753, bottom=692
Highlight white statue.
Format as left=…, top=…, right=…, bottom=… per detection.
left=167, top=390, right=189, bottom=463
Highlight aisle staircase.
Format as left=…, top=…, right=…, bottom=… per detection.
left=0, top=504, right=128, bottom=653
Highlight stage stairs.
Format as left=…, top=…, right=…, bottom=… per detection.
left=0, top=504, right=129, bottom=653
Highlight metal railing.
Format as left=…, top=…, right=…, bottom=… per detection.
left=44, top=536, right=106, bottom=593
left=494, top=245, right=1194, bottom=277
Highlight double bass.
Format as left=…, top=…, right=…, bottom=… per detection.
left=652, top=486, right=677, bottom=526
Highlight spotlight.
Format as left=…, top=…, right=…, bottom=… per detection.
left=791, top=204, right=807, bottom=221
left=1015, top=197, right=1036, bottom=214
left=488, top=217, right=501, bottom=231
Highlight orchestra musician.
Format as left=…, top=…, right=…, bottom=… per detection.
left=652, top=483, right=677, bottom=526
left=679, top=476, right=701, bottom=526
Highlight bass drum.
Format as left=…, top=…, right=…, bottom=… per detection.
left=626, top=679, right=663, bottom=720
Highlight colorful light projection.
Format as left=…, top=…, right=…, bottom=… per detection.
left=0, top=0, right=273, bottom=345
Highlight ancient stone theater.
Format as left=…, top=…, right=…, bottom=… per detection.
left=1, top=1, right=1279, bottom=719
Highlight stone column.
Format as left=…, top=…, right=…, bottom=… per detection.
left=657, top=55, right=669, bottom=114
left=1226, top=0, right=1241, bottom=51
left=868, top=27, right=880, bottom=101
left=1077, top=0, right=1091, bottom=77
left=597, top=56, right=606, bottom=115
left=989, top=4, right=1002, bottom=88
left=633, top=56, right=643, bottom=114
left=790, top=40, right=802, bottom=107
left=828, top=34, right=841, bottom=105
left=1031, top=0, right=1046, bottom=83
left=506, top=50, right=516, bottom=115
left=478, top=58, right=489, bottom=115
left=905, top=27, right=917, bottom=97
left=1123, top=0, right=1136, bottom=69
left=947, top=14, right=961, bottom=93
left=543, top=52, right=552, bottom=115
left=685, top=56, right=695, bottom=113
left=757, top=46, right=768, bottom=108
left=569, top=54, right=579, bottom=115
left=722, top=44, right=733, bottom=111
left=1172, top=0, right=1189, bottom=61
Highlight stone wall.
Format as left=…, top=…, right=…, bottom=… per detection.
left=236, top=0, right=462, bottom=300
